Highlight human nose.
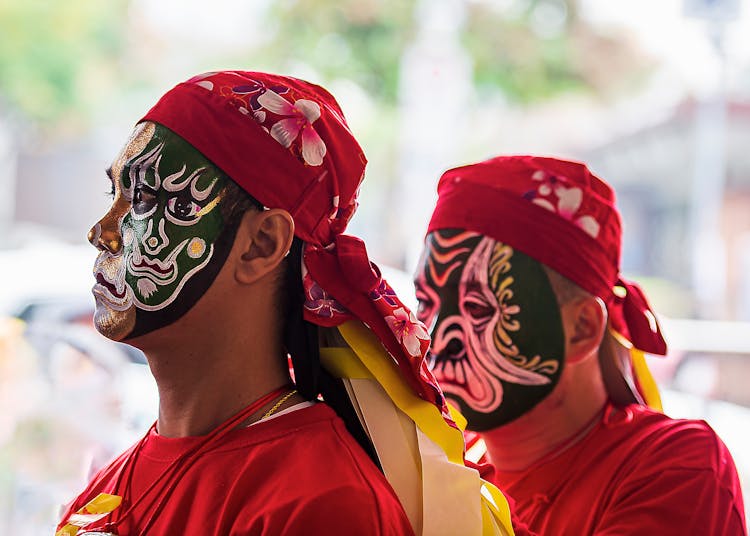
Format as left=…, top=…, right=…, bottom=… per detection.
left=432, top=316, right=467, bottom=361
left=88, top=216, right=123, bottom=254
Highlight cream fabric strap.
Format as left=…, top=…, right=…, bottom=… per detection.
left=321, top=320, right=514, bottom=536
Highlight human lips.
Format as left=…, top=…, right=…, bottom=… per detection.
left=92, top=254, right=131, bottom=310
left=95, top=272, right=126, bottom=299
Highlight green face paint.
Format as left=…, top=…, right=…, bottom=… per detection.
left=120, top=128, right=227, bottom=311
left=91, top=122, right=243, bottom=340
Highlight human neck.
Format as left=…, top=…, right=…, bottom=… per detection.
left=481, top=357, right=608, bottom=472
left=131, top=305, right=291, bottom=438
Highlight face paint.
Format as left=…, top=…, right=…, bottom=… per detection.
left=90, top=122, right=242, bottom=341
left=415, top=229, right=565, bottom=430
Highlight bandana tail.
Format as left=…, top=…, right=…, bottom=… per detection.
left=610, top=277, right=667, bottom=411
left=321, top=320, right=515, bottom=536
left=630, top=348, right=663, bottom=412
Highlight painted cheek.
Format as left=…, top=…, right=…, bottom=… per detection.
left=186, top=237, right=208, bottom=258
left=128, top=201, right=225, bottom=310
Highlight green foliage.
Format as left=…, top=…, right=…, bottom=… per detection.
left=261, top=0, right=647, bottom=107
left=0, top=0, right=650, bottom=128
left=0, top=0, right=128, bottom=123
left=261, top=0, right=416, bottom=103
left=463, top=0, right=581, bottom=102
left=463, top=0, right=650, bottom=102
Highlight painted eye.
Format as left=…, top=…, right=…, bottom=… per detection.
left=415, top=283, right=440, bottom=333
left=167, top=196, right=201, bottom=221
left=416, top=293, right=434, bottom=323
left=463, top=291, right=495, bottom=330
left=132, top=184, right=157, bottom=215
left=464, top=300, right=493, bottom=318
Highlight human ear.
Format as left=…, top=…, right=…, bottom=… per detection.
left=563, top=296, right=607, bottom=364
left=234, top=209, right=295, bottom=285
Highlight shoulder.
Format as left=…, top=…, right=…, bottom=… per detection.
left=598, top=404, right=746, bottom=532
left=279, top=482, right=415, bottom=535
left=228, top=404, right=414, bottom=534
left=613, top=405, right=733, bottom=470
left=255, top=404, right=397, bottom=497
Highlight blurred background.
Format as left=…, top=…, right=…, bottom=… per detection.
left=1, top=0, right=749, bottom=532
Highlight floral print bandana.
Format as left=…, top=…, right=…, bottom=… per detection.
left=140, top=70, right=450, bottom=420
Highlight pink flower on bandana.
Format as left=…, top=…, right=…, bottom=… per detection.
left=370, top=279, right=399, bottom=307
left=232, top=80, right=289, bottom=111
left=257, top=90, right=327, bottom=166
left=528, top=170, right=601, bottom=238
left=385, top=307, right=430, bottom=357
left=303, top=274, right=349, bottom=319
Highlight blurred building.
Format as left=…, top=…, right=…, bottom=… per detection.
left=585, top=98, right=750, bottom=321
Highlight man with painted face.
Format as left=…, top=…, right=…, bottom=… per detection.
left=56, top=71, right=515, bottom=536
left=416, top=156, right=746, bottom=535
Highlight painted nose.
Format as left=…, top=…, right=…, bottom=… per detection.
left=439, top=338, right=465, bottom=360
left=432, top=320, right=466, bottom=362
left=88, top=222, right=122, bottom=254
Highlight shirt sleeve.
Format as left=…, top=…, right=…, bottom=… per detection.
left=595, top=423, right=747, bottom=535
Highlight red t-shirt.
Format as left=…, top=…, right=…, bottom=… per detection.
left=488, top=403, right=747, bottom=535
left=58, top=404, right=415, bottom=535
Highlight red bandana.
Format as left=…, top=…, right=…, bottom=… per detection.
left=428, top=155, right=667, bottom=356
left=140, top=70, right=446, bottom=414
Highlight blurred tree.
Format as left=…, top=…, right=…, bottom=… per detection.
left=0, top=0, right=652, bottom=128
left=261, top=0, right=652, bottom=106
left=261, top=0, right=417, bottom=104
left=464, top=0, right=653, bottom=102
left=0, top=0, right=128, bottom=128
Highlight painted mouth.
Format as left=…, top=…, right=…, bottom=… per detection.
left=433, top=351, right=501, bottom=412
left=92, top=257, right=131, bottom=311
left=95, top=272, right=126, bottom=299
left=431, top=330, right=469, bottom=387
left=434, top=354, right=474, bottom=392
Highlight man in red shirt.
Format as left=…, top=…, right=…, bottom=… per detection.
left=56, top=71, right=513, bottom=535
left=415, top=155, right=747, bottom=534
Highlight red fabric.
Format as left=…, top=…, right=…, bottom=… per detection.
left=57, top=404, right=414, bottom=535
left=141, top=70, right=452, bottom=421
left=491, top=403, right=747, bottom=535
left=141, top=71, right=365, bottom=248
left=613, top=277, right=668, bottom=355
left=304, top=236, right=443, bottom=408
left=428, top=155, right=668, bottom=356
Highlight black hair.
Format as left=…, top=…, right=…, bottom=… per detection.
left=226, top=181, right=380, bottom=467
left=280, top=236, right=380, bottom=467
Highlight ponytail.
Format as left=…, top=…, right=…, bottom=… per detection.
left=280, top=239, right=380, bottom=467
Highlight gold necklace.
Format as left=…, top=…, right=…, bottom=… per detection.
left=262, top=389, right=298, bottom=419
